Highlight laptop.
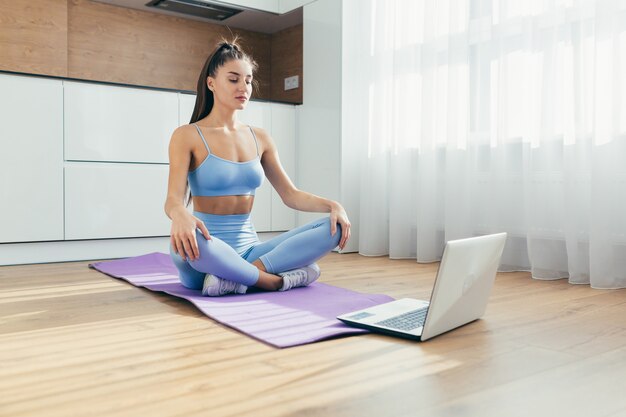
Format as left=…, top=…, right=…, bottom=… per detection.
left=337, top=233, right=507, bottom=342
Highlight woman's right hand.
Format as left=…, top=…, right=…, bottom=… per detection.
left=170, top=208, right=211, bottom=261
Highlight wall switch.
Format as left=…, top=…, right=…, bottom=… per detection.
left=284, top=75, right=299, bottom=91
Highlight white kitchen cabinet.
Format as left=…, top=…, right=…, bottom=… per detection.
left=222, top=0, right=278, bottom=13
left=64, top=162, right=170, bottom=240
left=0, top=72, right=298, bottom=264
left=64, top=81, right=179, bottom=163
left=179, top=93, right=196, bottom=124
left=218, top=0, right=314, bottom=14
left=217, top=0, right=316, bottom=14
left=0, top=74, right=64, bottom=243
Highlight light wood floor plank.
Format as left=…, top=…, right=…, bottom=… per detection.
left=1, top=253, right=625, bottom=417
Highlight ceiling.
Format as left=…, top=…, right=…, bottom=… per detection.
left=92, top=0, right=303, bottom=34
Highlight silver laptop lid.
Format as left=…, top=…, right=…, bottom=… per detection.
left=420, top=233, right=507, bottom=341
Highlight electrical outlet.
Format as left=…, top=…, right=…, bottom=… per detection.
left=284, top=75, right=299, bottom=91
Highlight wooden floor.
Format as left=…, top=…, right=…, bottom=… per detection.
left=1, top=253, right=626, bottom=417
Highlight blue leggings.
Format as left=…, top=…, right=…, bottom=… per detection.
left=170, top=213, right=341, bottom=290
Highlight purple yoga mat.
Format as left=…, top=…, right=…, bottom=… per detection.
left=89, top=252, right=394, bottom=348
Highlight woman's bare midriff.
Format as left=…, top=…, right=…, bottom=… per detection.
left=192, top=195, right=255, bottom=215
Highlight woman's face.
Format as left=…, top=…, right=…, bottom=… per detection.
left=207, top=59, right=253, bottom=111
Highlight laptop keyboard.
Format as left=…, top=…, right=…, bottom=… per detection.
left=375, top=307, right=428, bottom=331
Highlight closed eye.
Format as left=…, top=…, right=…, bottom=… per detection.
left=230, top=79, right=252, bottom=85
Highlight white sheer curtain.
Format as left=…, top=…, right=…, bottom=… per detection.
left=343, top=0, right=626, bottom=289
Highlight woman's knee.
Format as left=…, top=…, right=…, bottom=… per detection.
left=193, top=229, right=219, bottom=262
left=314, top=216, right=336, bottom=231
left=189, top=232, right=216, bottom=273
left=317, top=216, right=341, bottom=248
left=169, top=231, right=212, bottom=260
left=331, top=223, right=342, bottom=247
left=169, top=244, right=204, bottom=290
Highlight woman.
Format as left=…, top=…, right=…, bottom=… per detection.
left=164, top=40, right=351, bottom=296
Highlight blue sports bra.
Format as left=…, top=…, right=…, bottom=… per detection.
left=188, top=123, right=264, bottom=197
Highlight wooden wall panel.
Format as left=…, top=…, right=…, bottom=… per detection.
left=270, top=25, right=302, bottom=104
left=0, top=1, right=304, bottom=103
left=67, top=0, right=271, bottom=98
left=0, top=0, right=68, bottom=77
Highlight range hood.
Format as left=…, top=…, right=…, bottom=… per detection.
left=145, top=0, right=243, bottom=21
left=92, top=0, right=302, bottom=33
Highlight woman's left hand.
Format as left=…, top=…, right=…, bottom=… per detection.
left=330, top=202, right=351, bottom=251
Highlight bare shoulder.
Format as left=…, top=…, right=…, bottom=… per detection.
left=248, top=125, right=270, bottom=140
left=172, top=124, right=196, bottom=139
left=169, top=124, right=197, bottom=149
left=248, top=125, right=275, bottom=152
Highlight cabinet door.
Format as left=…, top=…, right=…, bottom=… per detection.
left=64, top=82, right=179, bottom=164
left=179, top=93, right=196, bottom=125
left=239, top=101, right=272, bottom=231
left=64, top=162, right=170, bottom=240
left=270, top=103, right=296, bottom=231
left=0, top=75, right=64, bottom=243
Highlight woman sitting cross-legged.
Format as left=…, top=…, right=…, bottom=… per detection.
left=164, top=39, right=351, bottom=296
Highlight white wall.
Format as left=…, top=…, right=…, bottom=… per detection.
left=299, top=0, right=342, bottom=225
left=339, top=0, right=362, bottom=253
left=298, top=0, right=360, bottom=252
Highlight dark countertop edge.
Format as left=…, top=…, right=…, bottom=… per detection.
left=0, top=69, right=302, bottom=105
